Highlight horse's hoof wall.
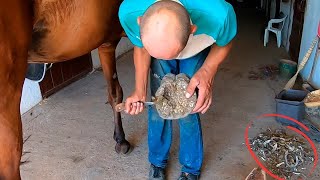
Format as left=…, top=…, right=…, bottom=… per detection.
left=115, top=140, right=131, bottom=154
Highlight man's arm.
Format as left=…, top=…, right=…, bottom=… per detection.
left=186, top=41, right=233, bottom=114
left=133, top=46, right=151, bottom=95
left=124, top=46, right=151, bottom=115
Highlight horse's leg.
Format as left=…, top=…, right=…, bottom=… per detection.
left=0, top=1, right=32, bottom=179
left=98, top=42, right=131, bottom=154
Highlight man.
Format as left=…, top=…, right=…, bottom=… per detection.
left=118, top=0, right=237, bottom=179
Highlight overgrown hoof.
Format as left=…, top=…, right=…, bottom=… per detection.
left=115, top=140, right=131, bottom=154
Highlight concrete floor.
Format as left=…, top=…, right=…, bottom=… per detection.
left=21, top=8, right=319, bottom=180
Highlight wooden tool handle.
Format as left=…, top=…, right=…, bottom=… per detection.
left=115, top=103, right=126, bottom=112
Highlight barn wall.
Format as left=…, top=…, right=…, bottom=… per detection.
left=299, top=0, right=320, bottom=89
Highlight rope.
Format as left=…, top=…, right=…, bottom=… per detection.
left=284, top=36, right=319, bottom=90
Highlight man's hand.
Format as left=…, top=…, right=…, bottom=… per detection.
left=124, top=90, right=146, bottom=115
left=185, top=42, right=233, bottom=114
left=186, top=66, right=217, bottom=114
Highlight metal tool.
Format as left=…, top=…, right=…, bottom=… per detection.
left=115, top=101, right=155, bottom=112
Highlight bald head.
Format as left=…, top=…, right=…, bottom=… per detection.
left=139, top=0, right=193, bottom=59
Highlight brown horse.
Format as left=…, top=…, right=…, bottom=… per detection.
left=0, top=0, right=130, bottom=179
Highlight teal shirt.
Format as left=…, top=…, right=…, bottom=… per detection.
left=118, top=0, right=237, bottom=48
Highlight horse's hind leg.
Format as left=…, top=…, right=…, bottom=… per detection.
left=0, top=0, right=32, bottom=179
left=98, top=41, right=131, bottom=154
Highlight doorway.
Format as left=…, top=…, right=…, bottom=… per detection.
left=289, top=0, right=306, bottom=62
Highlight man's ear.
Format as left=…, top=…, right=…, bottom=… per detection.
left=190, top=24, right=197, bottom=34
left=137, top=16, right=142, bottom=25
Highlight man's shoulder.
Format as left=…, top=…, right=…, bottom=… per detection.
left=185, top=0, right=233, bottom=22
left=184, top=0, right=237, bottom=46
left=119, top=0, right=154, bottom=16
left=118, top=0, right=156, bottom=47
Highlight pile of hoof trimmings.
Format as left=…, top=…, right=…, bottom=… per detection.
left=154, top=73, right=197, bottom=119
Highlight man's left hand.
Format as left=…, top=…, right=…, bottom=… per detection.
left=185, top=65, right=218, bottom=114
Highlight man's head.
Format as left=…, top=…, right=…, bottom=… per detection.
left=137, top=0, right=196, bottom=60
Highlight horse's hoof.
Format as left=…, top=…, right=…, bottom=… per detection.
left=115, top=140, right=131, bottom=154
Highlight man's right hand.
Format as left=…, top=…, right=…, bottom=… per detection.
left=125, top=46, right=151, bottom=115
left=124, top=90, right=146, bottom=115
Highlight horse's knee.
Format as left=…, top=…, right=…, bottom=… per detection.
left=98, top=42, right=123, bottom=107
left=98, top=42, right=117, bottom=53
left=107, top=80, right=123, bottom=107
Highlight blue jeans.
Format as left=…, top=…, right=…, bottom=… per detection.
left=147, top=47, right=211, bottom=175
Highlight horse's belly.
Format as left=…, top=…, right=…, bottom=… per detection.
left=28, top=0, right=121, bottom=62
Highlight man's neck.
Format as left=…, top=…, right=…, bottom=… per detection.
left=156, top=0, right=182, bottom=6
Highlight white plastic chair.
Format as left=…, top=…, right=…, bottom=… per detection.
left=264, top=13, right=287, bottom=48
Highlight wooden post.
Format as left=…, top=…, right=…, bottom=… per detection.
left=276, top=0, right=281, bottom=17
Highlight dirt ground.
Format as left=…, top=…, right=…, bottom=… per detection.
left=20, top=7, right=320, bottom=180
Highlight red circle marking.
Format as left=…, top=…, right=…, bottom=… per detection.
left=244, top=114, right=318, bottom=180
